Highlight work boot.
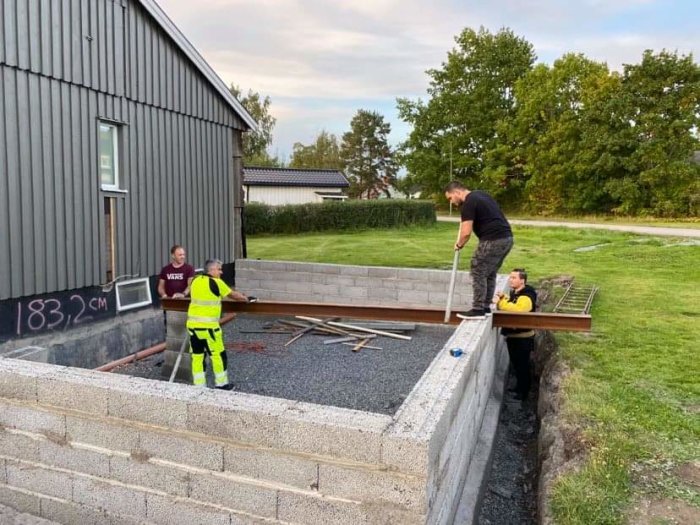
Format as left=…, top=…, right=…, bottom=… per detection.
left=456, top=309, right=486, bottom=320
left=215, top=384, right=235, bottom=391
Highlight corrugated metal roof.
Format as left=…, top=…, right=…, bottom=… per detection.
left=139, top=0, right=258, bottom=131
left=243, top=167, right=350, bottom=187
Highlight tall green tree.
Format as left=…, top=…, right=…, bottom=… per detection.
left=397, top=27, right=536, bottom=196
left=289, top=131, right=343, bottom=169
left=229, top=84, right=282, bottom=166
left=608, top=50, right=700, bottom=216
left=340, top=110, right=397, bottom=198
left=486, top=54, right=617, bottom=213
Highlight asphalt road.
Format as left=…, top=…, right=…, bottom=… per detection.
left=438, top=216, right=700, bottom=238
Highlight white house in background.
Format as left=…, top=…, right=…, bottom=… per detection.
left=243, top=167, right=349, bottom=205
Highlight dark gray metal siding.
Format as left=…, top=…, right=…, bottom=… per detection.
left=0, top=0, right=244, bottom=300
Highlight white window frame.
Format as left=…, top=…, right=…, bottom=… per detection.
left=99, top=122, right=120, bottom=191
left=115, top=278, right=152, bottom=312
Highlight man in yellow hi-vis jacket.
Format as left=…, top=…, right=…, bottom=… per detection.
left=186, top=259, right=248, bottom=389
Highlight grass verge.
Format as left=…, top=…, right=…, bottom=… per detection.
left=248, top=222, right=699, bottom=523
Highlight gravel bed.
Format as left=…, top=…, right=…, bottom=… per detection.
left=477, top=371, right=539, bottom=525
left=114, top=314, right=454, bottom=416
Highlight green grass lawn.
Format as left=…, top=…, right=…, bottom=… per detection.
left=248, top=222, right=699, bottom=524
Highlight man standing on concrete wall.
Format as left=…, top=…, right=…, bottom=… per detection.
left=158, top=245, right=195, bottom=299
left=187, top=259, right=248, bottom=389
left=444, top=181, right=513, bottom=318
left=495, top=268, right=537, bottom=400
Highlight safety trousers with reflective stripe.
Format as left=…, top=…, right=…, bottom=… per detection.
left=188, top=327, right=229, bottom=387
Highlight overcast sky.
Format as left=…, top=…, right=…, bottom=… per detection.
left=156, top=0, right=698, bottom=161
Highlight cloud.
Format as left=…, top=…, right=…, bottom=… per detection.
left=155, top=0, right=698, bottom=157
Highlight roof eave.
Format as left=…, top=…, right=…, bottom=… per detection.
left=139, top=0, right=258, bottom=131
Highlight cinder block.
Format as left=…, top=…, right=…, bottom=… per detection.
left=368, top=267, right=398, bottom=279
left=0, top=459, right=5, bottom=483
left=340, top=265, right=368, bottom=277
left=396, top=268, right=429, bottom=280
left=189, top=472, right=277, bottom=518
left=0, top=368, right=38, bottom=402
left=393, top=279, right=415, bottom=291
left=380, top=433, right=431, bottom=477
left=0, top=483, right=41, bottom=515
left=6, top=461, right=73, bottom=500
left=107, top=381, right=197, bottom=430
left=315, top=263, right=341, bottom=275
left=278, top=403, right=389, bottom=464
left=186, top=392, right=290, bottom=448
left=397, top=290, right=429, bottom=305
left=37, top=369, right=111, bottom=416
left=311, top=283, right=339, bottom=295
left=0, top=430, right=39, bottom=463
left=109, top=455, right=189, bottom=496
left=146, top=493, right=231, bottom=525
left=73, top=476, right=146, bottom=519
left=138, top=430, right=224, bottom=471
left=368, top=288, right=398, bottom=301
left=319, top=463, right=427, bottom=513
left=286, top=281, right=312, bottom=293
left=338, top=286, right=368, bottom=299
left=40, top=497, right=107, bottom=525
left=65, top=415, right=139, bottom=453
left=428, top=291, right=449, bottom=304
left=39, top=439, right=110, bottom=478
left=165, top=311, right=188, bottom=340
left=277, top=491, right=368, bottom=524
left=0, top=402, right=66, bottom=436
left=333, top=276, right=357, bottom=287
left=223, top=445, right=318, bottom=490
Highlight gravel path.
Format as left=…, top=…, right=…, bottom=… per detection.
left=114, top=314, right=455, bottom=415
left=438, top=216, right=700, bottom=238
left=477, top=370, right=539, bottom=524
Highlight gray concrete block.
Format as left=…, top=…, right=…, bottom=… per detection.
left=393, top=279, right=416, bottom=290
left=73, top=476, right=147, bottom=519
left=65, top=415, right=139, bottom=453
left=428, top=291, right=449, bottom=304
left=380, top=433, right=431, bottom=477
left=107, top=381, right=197, bottom=430
left=110, top=455, right=189, bottom=496
left=315, top=263, right=341, bottom=275
left=138, top=430, right=224, bottom=471
left=38, top=439, right=110, bottom=478
left=368, top=267, right=398, bottom=279
left=0, top=483, right=41, bottom=515
left=340, top=265, right=368, bottom=276
left=186, top=392, right=290, bottom=448
left=397, top=290, right=430, bottom=304
left=278, top=403, right=389, bottom=464
left=334, top=276, right=357, bottom=287
left=37, top=370, right=111, bottom=416
left=368, top=288, right=398, bottom=301
left=0, top=459, right=5, bottom=483
left=189, top=472, right=277, bottom=518
left=336, top=286, right=367, bottom=299
left=396, top=268, right=430, bottom=280
left=223, top=446, right=318, bottom=490
left=6, top=461, right=73, bottom=500
left=0, top=368, right=38, bottom=402
left=311, top=283, right=339, bottom=295
left=0, top=430, right=40, bottom=462
left=0, top=403, right=65, bottom=437
left=146, top=493, right=230, bottom=525
left=277, top=491, right=368, bottom=524
left=319, top=463, right=427, bottom=513
left=40, top=497, right=107, bottom=525
left=286, top=281, right=312, bottom=293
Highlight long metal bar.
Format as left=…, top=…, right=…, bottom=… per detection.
left=162, top=299, right=591, bottom=331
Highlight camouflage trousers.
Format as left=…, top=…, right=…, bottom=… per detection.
left=470, top=237, right=513, bottom=310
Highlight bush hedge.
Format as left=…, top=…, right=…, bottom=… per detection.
left=244, top=200, right=436, bottom=235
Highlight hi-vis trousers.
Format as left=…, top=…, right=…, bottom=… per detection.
left=187, top=327, right=229, bottom=387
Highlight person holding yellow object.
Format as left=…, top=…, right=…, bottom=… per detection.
left=186, top=259, right=248, bottom=389
left=495, top=268, right=537, bottom=401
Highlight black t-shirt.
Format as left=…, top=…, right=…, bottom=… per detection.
left=460, top=190, right=512, bottom=240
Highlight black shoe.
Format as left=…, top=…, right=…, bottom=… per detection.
left=215, top=384, right=235, bottom=391
left=456, top=309, right=486, bottom=320
left=484, top=306, right=492, bottom=316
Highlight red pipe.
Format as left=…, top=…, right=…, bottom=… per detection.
left=96, top=313, right=237, bottom=372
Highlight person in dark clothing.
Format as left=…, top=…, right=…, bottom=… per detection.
left=496, top=268, right=537, bottom=400
left=444, top=181, right=514, bottom=318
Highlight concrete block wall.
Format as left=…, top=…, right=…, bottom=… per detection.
left=0, top=260, right=508, bottom=524
left=235, top=259, right=475, bottom=309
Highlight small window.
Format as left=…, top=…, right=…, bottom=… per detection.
left=115, top=278, right=152, bottom=312
left=99, top=122, right=120, bottom=190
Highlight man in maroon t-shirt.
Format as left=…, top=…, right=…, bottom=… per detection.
left=158, top=245, right=195, bottom=299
